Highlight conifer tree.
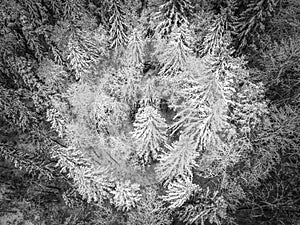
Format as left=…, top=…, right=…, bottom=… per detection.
left=156, top=23, right=193, bottom=76
left=65, top=23, right=108, bottom=80
left=178, top=187, right=228, bottom=225
left=169, top=34, right=257, bottom=178
left=109, top=0, right=128, bottom=52
left=200, top=14, right=227, bottom=56
left=1, top=1, right=299, bottom=224
left=102, top=65, right=142, bottom=108
left=131, top=105, right=168, bottom=165
left=161, top=176, right=198, bottom=209
left=234, top=0, right=278, bottom=53
left=53, top=145, right=115, bottom=203
left=152, top=0, right=193, bottom=36
left=126, top=26, right=145, bottom=66
left=127, top=188, right=172, bottom=225
left=156, top=135, right=199, bottom=184
left=139, top=77, right=162, bottom=107
left=111, top=180, right=141, bottom=211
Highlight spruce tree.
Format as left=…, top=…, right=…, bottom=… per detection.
left=153, top=0, right=193, bottom=36
left=156, top=23, right=193, bottom=76
left=1, top=1, right=299, bottom=224
left=156, top=135, right=199, bottom=184
left=109, top=0, right=129, bottom=52
left=131, top=105, right=168, bottom=165
left=126, top=26, right=145, bottom=66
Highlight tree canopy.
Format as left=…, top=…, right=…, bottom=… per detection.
left=0, top=0, right=299, bottom=224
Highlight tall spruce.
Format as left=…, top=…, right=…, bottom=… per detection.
left=131, top=105, right=168, bottom=165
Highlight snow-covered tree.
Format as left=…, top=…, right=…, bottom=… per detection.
left=161, top=176, right=198, bottom=209
left=66, top=24, right=108, bottom=80
left=178, top=187, right=228, bottom=225
left=126, top=26, right=145, bottom=66
left=131, top=105, right=168, bottom=165
left=111, top=180, right=141, bottom=211
left=53, top=145, right=115, bottom=203
left=156, top=23, right=193, bottom=77
left=156, top=135, right=199, bottom=184
left=139, top=77, right=162, bottom=107
left=152, top=0, right=193, bottom=36
left=200, top=14, right=227, bottom=57
left=1, top=1, right=299, bottom=224
left=127, top=188, right=172, bottom=225
left=109, top=0, right=128, bottom=52
left=234, top=0, right=278, bottom=53
left=168, top=34, right=257, bottom=178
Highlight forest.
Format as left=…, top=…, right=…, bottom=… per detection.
left=0, top=0, right=299, bottom=224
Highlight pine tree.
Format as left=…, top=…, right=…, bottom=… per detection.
left=0, top=143, right=54, bottom=179
left=131, top=105, right=168, bottom=165
left=66, top=34, right=89, bottom=80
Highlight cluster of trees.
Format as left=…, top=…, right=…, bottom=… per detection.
left=0, top=0, right=299, bottom=224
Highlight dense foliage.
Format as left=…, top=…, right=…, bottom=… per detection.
left=0, top=0, right=299, bottom=224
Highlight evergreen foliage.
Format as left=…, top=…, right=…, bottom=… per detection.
left=178, top=187, right=228, bottom=225
left=126, top=188, right=172, bottom=225
left=200, top=14, right=227, bottom=56
left=111, top=180, right=141, bottom=211
left=156, top=135, right=199, bottom=184
left=108, top=0, right=129, bottom=52
left=156, top=23, right=193, bottom=76
left=238, top=104, right=300, bottom=224
left=66, top=25, right=108, bottom=80
left=131, top=105, right=168, bottom=165
left=53, top=145, right=115, bottom=203
left=152, top=0, right=193, bottom=36
left=0, top=0, right=299, bottom=224
left=126, top=26, right=145, bottom=66
left=161, top=176, right=198, bottom=209
left=233, top=0, right=279, bottom=53
left=256, top=35, right=300, bottom=103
